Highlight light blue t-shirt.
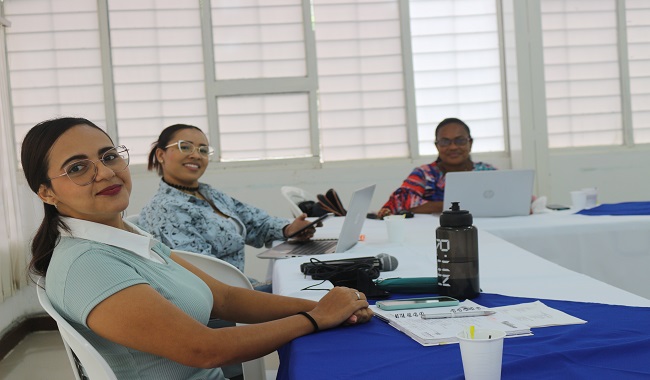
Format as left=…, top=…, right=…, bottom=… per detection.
left=45, top=218, right=224, bottom=380
left=138, top=180, right=289, bottom=272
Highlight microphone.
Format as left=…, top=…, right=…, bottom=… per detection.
left=300, top=254, right=398, bottom=277
left=377, top=253, right=398, bottom=271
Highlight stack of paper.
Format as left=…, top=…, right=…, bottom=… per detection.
left=491, top=301, right=587, bottom=328
left=371, top=300, right=532, bottom=346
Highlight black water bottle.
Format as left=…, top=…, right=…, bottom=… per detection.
left=436, top=202, right=480, bottom=299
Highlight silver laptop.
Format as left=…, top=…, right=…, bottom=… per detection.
left=257, top=184, right=376, bottom=259
left=443, top=170, right=534, bottom=217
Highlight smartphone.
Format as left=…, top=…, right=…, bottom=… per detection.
left=547, top=204, right=570, bottom=211
left=376, top=296, right=459, bottom=311
left=286, top=213, right=331, bottom=239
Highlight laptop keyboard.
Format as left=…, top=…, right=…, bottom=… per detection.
left=286, top=239, right=338, bottom=256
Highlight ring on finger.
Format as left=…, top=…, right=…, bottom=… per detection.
left=355, top=292, right=361, bottom=300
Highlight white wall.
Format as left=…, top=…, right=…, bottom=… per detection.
left=548, top=148, right=650, bottom=205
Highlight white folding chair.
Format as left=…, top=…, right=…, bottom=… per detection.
left=172, top=249, right=270, bottom=380
left=280, top=186, right=316, bottom=218
left=36, top=277, right=118, bottom=380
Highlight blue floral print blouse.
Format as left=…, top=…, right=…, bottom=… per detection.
left=138, top=181, right=289, bottom=272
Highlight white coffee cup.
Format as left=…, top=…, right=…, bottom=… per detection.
left=384, top=215, right=406, bottom=244
left=457, top=328, right=506, bottom=380
left=570, top=190, right=587, bottom=210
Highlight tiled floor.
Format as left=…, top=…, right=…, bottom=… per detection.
left=0, top=331, right=279, bottom=379
left=0, top=331, right=74, bottom=379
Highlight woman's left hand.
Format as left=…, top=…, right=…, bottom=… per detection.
left=284, top=213, right=321, bottom=241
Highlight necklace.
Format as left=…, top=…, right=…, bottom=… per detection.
left=162, top=178, right=200, bottom=193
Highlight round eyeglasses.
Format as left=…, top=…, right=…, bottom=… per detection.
left=164, top=140, right=214, bottom=157
left=435, top=137, right=472, bottom=147
left=48, top=146, right=130, bottom=186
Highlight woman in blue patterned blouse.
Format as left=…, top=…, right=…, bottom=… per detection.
left=378, top=118, right=497, bottom=218
left=138, top=124, right=316, bottom=290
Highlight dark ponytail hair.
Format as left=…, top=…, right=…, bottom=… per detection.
left=21, top=117, right=109, bottom=277
left=147, top=124, right=205, bottom=176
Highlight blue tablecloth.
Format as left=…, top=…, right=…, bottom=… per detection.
left=577, top=201, right=650, bottom=216
left=277, top=293, right=650, bottom=379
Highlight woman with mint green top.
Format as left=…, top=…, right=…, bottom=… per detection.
left=22, top=117, right=372, bottom=379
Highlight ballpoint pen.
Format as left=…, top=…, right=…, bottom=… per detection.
left=421, top=310, right=496, bottom=319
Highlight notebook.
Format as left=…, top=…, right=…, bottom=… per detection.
left=371, top=299, right=532, bottom=346
left=257, top=184, right=376, bottom=259
left=443, top=169, right=535, bottom=217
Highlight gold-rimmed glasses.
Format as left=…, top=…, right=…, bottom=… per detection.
left=48, top=146, right=130, bottom=186
left=164, top=140, right=214, bottom=157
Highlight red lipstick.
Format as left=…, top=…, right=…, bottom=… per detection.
left=97, top=184, right=122, bottom=196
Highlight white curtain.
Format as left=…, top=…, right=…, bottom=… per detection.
left=627, top=0, right=650, bottom=143
left=0, top=18, right=29, bottom=302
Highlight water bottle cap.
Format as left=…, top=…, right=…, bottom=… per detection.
left=440, top=202, right=473, bottom=227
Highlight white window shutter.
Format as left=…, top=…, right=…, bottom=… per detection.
left=210, top=0, right=313, bottom=161
left=541, top=0, right=623, bottom=148
left=6, top=0, right=106, bottom=148
left=313, top=0, right=409, bottom=161
left=627, top=0, right=650, bottom=144
left=108, top=0, right=208, bottom=164
left=217, top=93, right=312, bottom=160
left=211, top=1, right=307, bottom=80
left=410, top=0, right=505, bottom=155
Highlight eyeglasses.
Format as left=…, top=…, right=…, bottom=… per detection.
left=49, top=146, right=130, bottom=186
left=164, top=140, right=214, bottom=157
left=435, top=137, right=472, bottom=147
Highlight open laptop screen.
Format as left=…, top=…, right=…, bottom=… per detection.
left=443, top=170, right=534, bottom=217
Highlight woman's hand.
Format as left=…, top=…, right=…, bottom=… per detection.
left=308, top=287, right=372, bottom=330
left=283, top=213, right=322, bottom=241
left=377, top=208, right=393, bottom=219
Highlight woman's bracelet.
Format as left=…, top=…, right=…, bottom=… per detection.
left=297, top=311, right=319, bottom=332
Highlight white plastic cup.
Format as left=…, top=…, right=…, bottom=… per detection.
left=581, top=187, right=598, bottom=209
left=384, top=215, right=406, bottom=244
left=457, top=329, right=506, bottom=380
left=570, top=190, right=587, bottom=210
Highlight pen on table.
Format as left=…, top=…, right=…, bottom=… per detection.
left=421, top=310, right=496, bottom=320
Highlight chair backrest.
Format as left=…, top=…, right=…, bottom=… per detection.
left=281, top=186, right=316, bottom=218
left=171, top=250, right=267, bottom=380
left=36, top=277, right=118, bottom=380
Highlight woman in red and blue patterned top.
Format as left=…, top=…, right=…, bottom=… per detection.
left=378, top=118, right=496, bottom=218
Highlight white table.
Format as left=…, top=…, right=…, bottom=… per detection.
left=472, top=211, right=650, bottom=299
left=273, top=216, right=650, bottom=307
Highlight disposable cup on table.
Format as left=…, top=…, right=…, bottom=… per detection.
left=581, top=187, right=598, bottom=209
left=456, top=328, right=506, bottom=380
left=570, top=191, right=587, bottom=211
left=384, top=215, right=406, bottom=244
